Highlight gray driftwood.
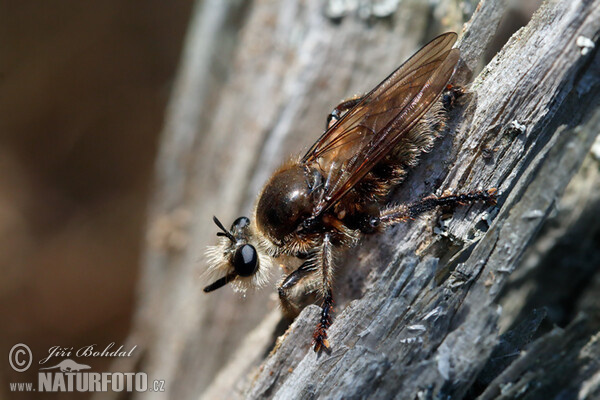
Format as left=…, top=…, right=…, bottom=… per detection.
left=101, top=0, right=600, bottom=399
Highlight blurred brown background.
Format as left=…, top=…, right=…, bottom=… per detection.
left=0, top=0, right=193, bottom=395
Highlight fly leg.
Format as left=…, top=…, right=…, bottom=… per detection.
left=278, top=261, right=318, bottom=318
left=441, top=84, right=465, bottom=111
left=277, top=234, right=336, bottom=352
left=326, top=95, right=364, bottom=129
left=312, top=232, right=335, bottom=353
left=380, top=188, right=498, bottom=227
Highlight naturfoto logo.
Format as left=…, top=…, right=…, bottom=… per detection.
left=8, top=343, right=165, bottom=393
left=39, top=359, right=91, bottom=372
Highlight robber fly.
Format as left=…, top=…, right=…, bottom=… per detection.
left=204, top=32, right=497, bottom=352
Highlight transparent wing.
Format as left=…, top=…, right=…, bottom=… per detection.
left=302, top=33, right=460, bottom=216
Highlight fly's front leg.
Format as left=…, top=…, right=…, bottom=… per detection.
left=326, top=95, right=364, bottom=129
left=380, top=188, right=498, bottom=227
left=278, top=261, right=318, bottom=318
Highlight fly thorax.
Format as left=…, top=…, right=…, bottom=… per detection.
left=256, top=165, right=320, bottom=243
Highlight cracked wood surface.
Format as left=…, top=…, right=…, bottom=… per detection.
left=105, top=0, right=600, bottom=399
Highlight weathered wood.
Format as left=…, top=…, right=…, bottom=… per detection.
left=108, top=0, right=600, bottom=399
left=474, top=130, right=600, bottom=399
left=479, top=314, right=600, bottom=400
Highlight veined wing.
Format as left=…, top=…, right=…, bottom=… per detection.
left=302, top=33, right=460, bottom=216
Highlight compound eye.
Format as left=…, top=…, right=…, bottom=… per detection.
left=233, top=244, right=258, bottom=277
left=231, top=216, right=250, bottom=232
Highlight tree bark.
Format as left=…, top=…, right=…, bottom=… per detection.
left=103, top=0, right=600, bottom=399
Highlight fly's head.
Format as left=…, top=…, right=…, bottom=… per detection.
left=204, top=216, right=272, bottom=293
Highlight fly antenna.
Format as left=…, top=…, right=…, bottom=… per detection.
left=213, top=216, right=235, bottom=242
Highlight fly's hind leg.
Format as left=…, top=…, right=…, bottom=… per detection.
left=442, top=84, right=465, bottom=111
left=380, top=188, right=498, bottom=227
left=326, top=95, right=364, bottom=129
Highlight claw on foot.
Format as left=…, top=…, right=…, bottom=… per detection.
left=487, top=188, right=499, bottom=205
left=312, top=324, right=331, bottom=352
left=313, top=337, right=330, bottom=353
left=312, top=294, right=334, bottom=352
